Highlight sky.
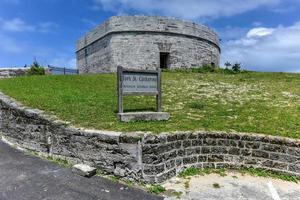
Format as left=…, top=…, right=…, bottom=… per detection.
left=0, top=0, right=300, bottom=72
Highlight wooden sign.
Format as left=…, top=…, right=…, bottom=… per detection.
left=117, top=66, right=162, bottom=114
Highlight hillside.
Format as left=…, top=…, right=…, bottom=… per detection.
left=0, top=72, right=299, bottom=138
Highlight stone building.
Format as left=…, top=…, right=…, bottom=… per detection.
left=76, top=16, right=220, bottom=73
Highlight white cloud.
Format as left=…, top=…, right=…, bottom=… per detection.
left=246, top=27, right=274, bottom=38
left=0, top=18, right=35, bottom=32
left=37, top=22, right=58, bottom=33
left=93, top=0, right=280, bottom=19
left=0, top=18, right=58, bottom=33
left=0, top=18, right=58, bottom=57
left=222, top=22, right=300, bottom=72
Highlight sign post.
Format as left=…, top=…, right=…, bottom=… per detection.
left=117, top=66, right=169, bottom=122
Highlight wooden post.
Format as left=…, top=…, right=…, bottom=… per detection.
left=156, top=68, right=162, bottom=112
left=117, top=66, right=123, bottom=113
left=63, top=67, right=66, bottom=75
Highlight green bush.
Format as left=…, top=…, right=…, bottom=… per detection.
left=223, top=61, right=243, bottom=73
left=160, top=62, right=246, bottom=74
left=27, top=61, right=45, bottom=75
left=232, top=63, right=241, bottom=73
left=193, top=64, right=218, bottom=73
left=149, top=184, right=166, bottom=195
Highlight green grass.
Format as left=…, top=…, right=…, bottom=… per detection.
left=0, top=71, right=300, bottom=138
left=179, top=167, right=227, bottom=178
left=241, top=167, right=299, bottom=183
left=148, top=184, right=166, bottom=195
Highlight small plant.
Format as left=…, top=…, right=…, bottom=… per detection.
left=179, top=167, right=227, bottom=178
left=202, top=64, right=216, bottom=72
left=222, top=61, right=245, bottom=74
left=109, top=175, right=120, bottom=183
left=171, top=191, right=183, bottom=199
left=240, top=167, right=299, bottom=183
left=27, top=150, right=72, bottom=168
left=179, top=167, right=201, bottom=177
left=47, top=156, right=71, bottom=167
left=196, top=64, right=218, bottom=73
left=27, top=61, right=45, bottom=75
left=189, top=101, right=205, bottom=109
left=149, top=184, right=166, bottom=195
left=213, top=183, right=221, bottom=188
left=96, top=169, right=105, bottom=176
left=184, top=180, right=190, bottom=189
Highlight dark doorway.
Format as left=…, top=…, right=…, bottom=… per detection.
left=160, top=52, right=169, bottom=69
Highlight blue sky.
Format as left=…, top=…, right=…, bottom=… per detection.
left=0, top=0, right=300, bottom=72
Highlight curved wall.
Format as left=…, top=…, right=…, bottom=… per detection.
left=1, top=92, right=299, bottom=183
left=142, top=132, right=300, bottom=182
left=76, top=16, right=220, bottom=73
left=76, top=16, right=219, bottom=51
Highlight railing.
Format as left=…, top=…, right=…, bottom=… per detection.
left=47, top=65, right=79, bottom=75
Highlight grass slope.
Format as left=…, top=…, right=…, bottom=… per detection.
left=0, top=72, right=299, bottom=138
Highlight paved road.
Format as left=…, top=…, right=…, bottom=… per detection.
left=163, top=172, right=300, bottom=200
left=0, top=140, right=163, bottom=200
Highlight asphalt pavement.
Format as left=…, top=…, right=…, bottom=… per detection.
left=0, top=140, right=163, bottom=200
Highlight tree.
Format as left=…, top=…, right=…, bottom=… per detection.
left=27, top=61, right=45, bottom=75
left=232, top=63, right=241, bottom=73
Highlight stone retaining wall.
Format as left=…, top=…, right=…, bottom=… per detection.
left=0, top=92, right=299, bottom=183
left=0, top=68, right=28, bottom=78
left=142, top=132, right=300, bottom=182
left=0, top=92, right=143, bottom=180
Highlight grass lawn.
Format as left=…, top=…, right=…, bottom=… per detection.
left=0, top=71, right=299, bottom=138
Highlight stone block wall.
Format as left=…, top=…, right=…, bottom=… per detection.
left=77, top=35, right=114, bottom=73
left=0, top=68, right=28, bottom=78
left=0, top=92, right=143, bottom=180
left=76, top=16, right=219, bottom=51
left=0, top=92, right=299, bottom=183
left=76, top=16, right=220, bottom=73
left=141, top=132, right=300, bottom=182
left=109, top=33, right=219, bottom=72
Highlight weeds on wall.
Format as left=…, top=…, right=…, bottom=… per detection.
left=162, top=62, right=246, bottom=74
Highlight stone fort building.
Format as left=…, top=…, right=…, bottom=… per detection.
left=76, top=16, right=220, bottom=73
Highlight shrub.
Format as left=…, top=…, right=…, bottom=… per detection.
left=189, top=64, right=218, bottom=73
left=162, top=62, right=246, bottom=74
left=222, top=61, right=244, bottom=74
left=27, top=61, right=45, bottom=75
left=232, top=63, right=241, bottom=73
left=224, top=61, right=232, bottom=69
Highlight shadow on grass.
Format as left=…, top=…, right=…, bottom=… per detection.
left=114, top=107, right=156, bottom=113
